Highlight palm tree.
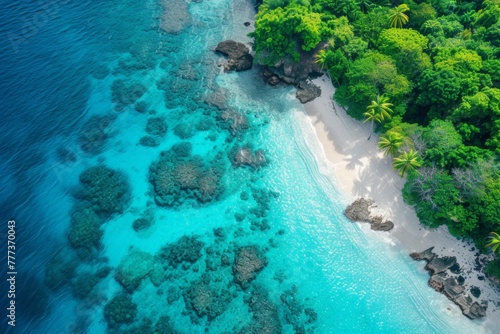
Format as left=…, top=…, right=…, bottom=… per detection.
left=364, top=95, right=393, bottom=140
left=389, top=4, right=410, bottom=28
left=393, top=149, right=422, bottom=176
left=363, top=109, right=382, bottom=140
left=314, top=49, right=329, bottom=71
left=486, top=232, right=500, bottom=254
left=378, top=132, right=404, bottom=156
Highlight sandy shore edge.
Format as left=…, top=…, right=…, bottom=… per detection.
left=302, top=76, right=500, bottom=328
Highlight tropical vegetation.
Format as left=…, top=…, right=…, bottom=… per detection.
left=251, top=0, right=500, bottom=277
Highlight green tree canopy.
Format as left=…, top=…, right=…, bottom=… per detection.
left=377, top=28, right=431, bottom=79
left=251, top=4, right=332, bottom=65
left=335, top=52, right=411, bottom=118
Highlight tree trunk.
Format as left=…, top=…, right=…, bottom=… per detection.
left=367, top=119, right=374, bottom=140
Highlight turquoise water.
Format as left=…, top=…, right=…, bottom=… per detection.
left=0, top=0, right=490, bottom=333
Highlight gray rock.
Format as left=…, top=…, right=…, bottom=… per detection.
left=425, top=256, right=457, bottom=274
left=410, top=247, right=435, bottom=262
left=215, top=40, right=253, bottom=72
left=467, top=301, right=486, bottom=319
left=371, top=220, right=394, bottom=231
left=344, top=198, right=374, bottom=223
left=443, top=277, right=465, bottom=299
left=296, top=80, right=321, bottom=103
left=344, top=198, right=394, bottom=231
left=428, top=273, right=446, bottom=292
left=411, top=248, right=486, bottom=320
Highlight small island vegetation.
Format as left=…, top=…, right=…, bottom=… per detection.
left=251, top=0, right=500, bottom=278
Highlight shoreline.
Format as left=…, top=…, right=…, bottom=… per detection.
left=301, top=76, right=500, bottom=329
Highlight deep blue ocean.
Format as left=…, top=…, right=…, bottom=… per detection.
left=0, top=1, right=492, bottom=333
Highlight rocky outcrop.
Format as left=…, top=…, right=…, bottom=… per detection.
left=426, top=256, right=457, bottom=274
left=344, top=198, right=394, bottom=232
left=296, top=80, right=321, bottom=103
left=233, top=246, right=267, bottom=289
left=215, top=40, right=253, bottom=72
left=259, top=42, right=326, bottom=103
left=267, top=43, right=325, bottom=84
left=410, top=248, right=486, bottom=320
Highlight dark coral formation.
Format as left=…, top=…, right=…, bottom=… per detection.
left=76, top=165, right=130, bottom=217
left=410, top=247, right=486, bottom=319
left=79, top=115, right=115, bottom=154
left=112, top=79, right=147, bottom=111
left=280, top=286, right=318, bottom=333
left=239, top=287, right=282, bottom=334
left=233, top=246, right=267, bottom=289
left=132, top=217, right=153, bottom=232
left=68, top=208, right=104, bottom=259
left=103, top=293, right=138, bottom=328
left=183, top=274, right=233, bottom=321
left=158, top=235, right=205, bottom=268
left=215, top=40, right=253, bottom=72
left=146, top=117, right=168, bottom=137
left=134, top=100, right=150, bottom=113
left=160, top=0, right=191, bottom=34
left=149, top=143, right=225, bottom=207
left=139, top=135, right=160, bottom=147
left=71, top=267, right=110, bottom=300
left=115, top=251, right=155, bottom=293
left=344, top=198, right=394, bottom=231
left=249, top=188, right=279, bottom=219
left=44, top=254, right=77, bottom=290
left=173, top=123, right=196, bottom=139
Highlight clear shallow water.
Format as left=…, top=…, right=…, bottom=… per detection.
left=0, top=1, right=489, bottom=333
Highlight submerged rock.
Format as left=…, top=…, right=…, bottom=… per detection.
left=231, top=147, right=267, bottom=169
left=158, top=235, right=205, bottom=268
left=183, top=275, right=233, bottom=321
left=218, top=109, right=249, bottom=135
left=239, top=287, right=282, bottom=334
left=233, top=246, right=267, bottom=289
left=115, top=251, right=155, bottom=293
left=111, top=79, right=147, bottom=111
left=160, top=0, right=191, bottom=34
left=103, top=293, right=137, bottom=328
left=215, top=40, right=253, bottom=72
left=79, top=115, right=115, bottom=154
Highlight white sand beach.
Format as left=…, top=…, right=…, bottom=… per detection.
left=302, top=76, right=500, bottom=329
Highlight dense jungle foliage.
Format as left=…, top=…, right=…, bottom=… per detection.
left=251, top=0, right=500, bottom=275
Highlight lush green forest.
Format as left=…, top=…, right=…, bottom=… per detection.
left=250, top=0, right=500, bottom=276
